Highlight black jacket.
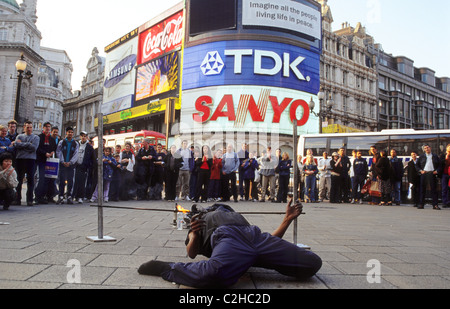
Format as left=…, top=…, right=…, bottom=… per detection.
left=407, top=160, right=420, bottom=184
left=416, top=153, right=441, bottom=175
left=36, top=133, right=57, bottom=163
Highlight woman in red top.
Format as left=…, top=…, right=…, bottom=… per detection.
left=208, top=149, right=223, bottom=202
left=194, top=145, right=213, bottom=203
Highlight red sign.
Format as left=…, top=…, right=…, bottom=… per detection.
left=138, top=11, right=183, bottom=65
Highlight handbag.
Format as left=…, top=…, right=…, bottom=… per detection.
left=45, top=157, right=59, bottom=179
left=369, top=179, right=382, bottom=197
left=361, top=179, right=371, bottom=194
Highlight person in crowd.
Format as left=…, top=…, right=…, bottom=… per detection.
left=407, top=151, right=421, bottom=208
left=276, top=152, right=292, bottom=203
left=416, top=144, right=441, bottom=210
left=368, top=145, right=381, bottom=205
left=375, top=150, right=393, bottom=206
left=119, top=142, right=136, bottom=201
left=176, top=140, right=192, bottom=201
left=390, top=149, right=404, bottom=205
left=259, top=147, right=277, bottom=202
left=149, top=143, right=166, bottom=201
left=242, top=152, right=259, bottom=202
left=351, top=150, right=368, bottom=204
left=11, top=121, right=39, bottom=206
left=194, top=145, right=213, bottom=203
left=50, top=126, right=60, bottom=145
left=439, top=144, right=450, bottom=208
left=164, top=145, right=183, bottom=202
left=317, top=151, right=331, bottom=202
left=330, top=152, right=343, bottom=204
left=0, top=125, right=13, bottom=155
left=108, top=153, right=122, bottom=202
left=73, top=131, right=94, bottom=204
left=114, top=145, right=122, bottom=156
left=221, top=144, right=240, bottom=203
left=189, top=146, right=199, bottom=201
left=238, top=143, right=249, bottom=201
left=6, top=120, right=18, bottom=141
left=34, top=122, right=57, bottom=204
left=56, top=127, right=79, bottom=205
left=90, top=147, right=117, bottom=203
left=302, top=155, right=318, bottom=203
left=349, top=150, right=357, bottom=194
left=296, top=155, right=304, bottom=201
left=0, top=152, right=18, bottom=210
left=138, top=200, right=322, bottom=289
left=208, top=150, right=222, bottom=202
left=338, top=147, right=351, bottom=203
left=135, top=138, right=157, bottom=200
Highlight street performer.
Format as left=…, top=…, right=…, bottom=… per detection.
left=138, top=201, right=322, bottom=288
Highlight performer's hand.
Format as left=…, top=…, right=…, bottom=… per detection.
left=285, top=199, right=303, bottom=222
left=190, top=216, right=205, bottom=235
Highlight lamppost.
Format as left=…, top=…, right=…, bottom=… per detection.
left=309, top=90, right=334, bottom=133
left=11, top=54, right=33, bottom=123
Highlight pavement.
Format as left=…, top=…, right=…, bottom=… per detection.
left=0, top=197, right=450, bottom=290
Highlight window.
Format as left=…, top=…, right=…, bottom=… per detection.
left=0, top=28, right=7, bottom=41
left=421, top=74, right=427, bottom=83
left=36, top=99, right=44, bottom=107
left=303, top=137, right=328, bottom=157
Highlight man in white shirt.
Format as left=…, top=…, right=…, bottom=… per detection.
left=416, top=144, right=441, bottom=210
left=318, top=152, right=331, bottom=202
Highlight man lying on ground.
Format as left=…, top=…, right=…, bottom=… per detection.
left=138, top=200, right=322, bottom=288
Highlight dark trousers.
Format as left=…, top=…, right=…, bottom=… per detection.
left=441, top=174, right=450, bottom=206
left=120, top=170, right=135, bottom=200
left=221, top=172, right=237, bottom=201
left=162, top=225, right=322, bottom=288
left=339, top=174, right=350, bottom=202
left=195, top=170, right=210, bottom=202
left=16, top=159, right=36, bottom=203
left=238, top=168, right=245, bottom=197
left=330, top=175, right=341, bottom=203
left=410, top=178, right=420, bottom=206
left=35, top=161, right=55, bottom=201
left=208, top=179, right=221, bottom=199
left=0, top=188, right=15, bottom=209
left=73, top=165, right=88, bottom=199
left=165, top=169, right=179, bottom=201
left=189, top=172, right=198, bottom=199
left=59, top=164, right=75, bottom=198
left=352, top=175, right=366, bottom=200
left=244, top=178, right=258, bottom=201
left=420, top=172, right=438, bottom=206
left=277, top=174, right=290, bottom=203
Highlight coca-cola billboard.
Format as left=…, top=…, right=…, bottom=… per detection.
left=138, top=11, right=183, bottom=65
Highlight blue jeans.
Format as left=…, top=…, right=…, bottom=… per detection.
left=391, top=180, right=402, bottom=204
left=304, top=175, right=317, bottom=202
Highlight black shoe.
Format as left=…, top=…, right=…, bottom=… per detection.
left=138, top=260, right=171, bottom=276
left=56, top=197, right=64, bottom=205
left=27, top=201, right=33, bottom=207
left=433, top=205, right=441, bottom=210
left=67, top=197, right=73, bottom=205
left=418, top=205, right=424, bottom=209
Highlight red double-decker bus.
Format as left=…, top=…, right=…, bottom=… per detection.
left=92, top=130, right=166, bottom=149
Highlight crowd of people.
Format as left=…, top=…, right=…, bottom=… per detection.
left=0, top=119, right=449, bottom=211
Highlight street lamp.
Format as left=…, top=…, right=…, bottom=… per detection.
left=11, top=54, right=33, bottom=123
left=309, top=90, right=334, bottom=133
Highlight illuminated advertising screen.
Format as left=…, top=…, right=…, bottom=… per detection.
left=135, top=52, right=179, bottom=101
left=182, top=40, right=320, bottom=95
left=103, top=32, right=139, bottom=115
left=242, top=0, right=321, bottom=41
left=180, top=85, right=318, bottom=135
left=138, top=11, right=183, bottom=65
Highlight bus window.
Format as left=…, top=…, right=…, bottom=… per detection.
left=390, top=134, right=437, bottom=157
left=439, top=134, right=450, bottom=156
left=124, top=137, right=134, bottom=145
left=134, top=136, right=144, bottom=144
left=347, top=136, right=388, bottom=157
left=329, top=137, right=346, bottom=155
left=116, top=138, right=125, bottom=147
left=303, top=137, right=327, bottom=157
left=107, top=139, right=116, bottom=147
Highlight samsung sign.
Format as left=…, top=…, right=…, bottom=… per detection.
left=182, top=40, right=320, bottom=95
left=104, top=54, right=137, bottom=89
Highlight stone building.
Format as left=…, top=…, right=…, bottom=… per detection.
left=0, top=0, right=42, bottom=125
left=369, top=46, right=450, bottom=130
left=318, top=0, right=378, bottom=132
left=62, top=47, right=104, bottom=138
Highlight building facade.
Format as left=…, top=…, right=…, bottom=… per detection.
left=0, top=0, right=42, bottom=125
left=370, top=46, right=450, bottom=130
left=62, top=47, right=104, bottom=137
left=318, top=0, right=378, bottom=133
